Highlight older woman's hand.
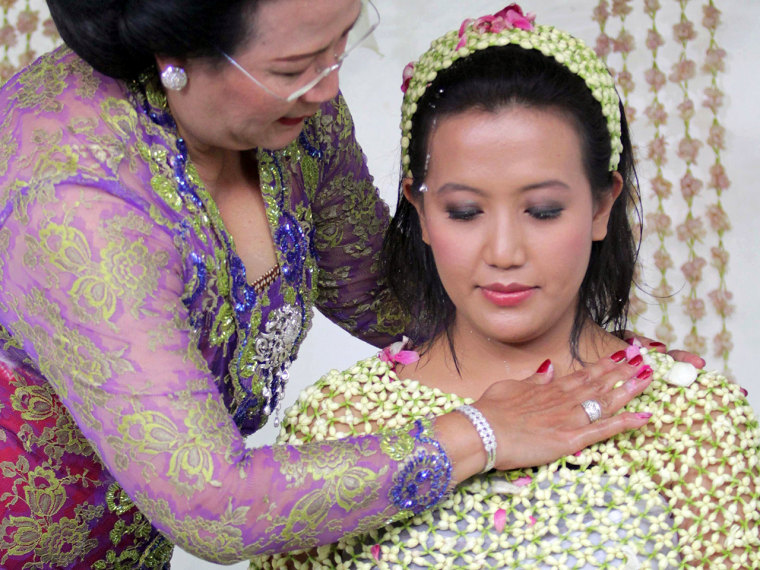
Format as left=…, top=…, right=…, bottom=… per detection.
left=622, top=331, right=706, bottom=368
left=436, top=351, right=651, bottom=481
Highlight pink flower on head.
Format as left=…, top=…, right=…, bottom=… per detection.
left=401, top=61, right=415, bottom=93
left=379, top=336, right=420, bottom=368
left=457, top=4, right=535, bottom=51
left=495, top=4, right=536, bottom=31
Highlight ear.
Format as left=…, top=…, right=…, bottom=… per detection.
left=154, top=55, right=186, bottom=73
left=591, top=172, right=624, bottom=241
left=402, top=178, right=430, bottom=245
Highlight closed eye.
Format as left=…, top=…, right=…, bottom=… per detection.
left=447, top=207, right=482, bottom=221
left=527, top=207, right=563, bottom=220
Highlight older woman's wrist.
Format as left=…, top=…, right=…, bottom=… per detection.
left=432, top=411, right=489, bottom=486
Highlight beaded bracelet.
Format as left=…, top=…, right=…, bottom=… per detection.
left=455, top=404, right=497, bottom=473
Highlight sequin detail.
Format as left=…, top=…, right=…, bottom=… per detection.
left=389, top=420, right=452, bottom=514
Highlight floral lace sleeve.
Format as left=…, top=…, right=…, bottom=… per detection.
left=0, top=182, right=452, bottom=563
left=0, top=61, right=452, bottom=564
left=306, top=95, right=410, bottom=347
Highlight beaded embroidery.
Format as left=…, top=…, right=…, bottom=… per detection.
left=132, top=73, right=316, bottom=431
left=388, top=420, right=452, bottom=515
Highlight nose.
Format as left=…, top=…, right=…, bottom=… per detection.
left=483, top=215, right=526, bottom=269
left=300, top=63, right=341, bottom=104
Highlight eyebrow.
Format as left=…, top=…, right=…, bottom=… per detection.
left=273, top=11, right=362, bottom=63
left=436, top=180, right=571, bottom=195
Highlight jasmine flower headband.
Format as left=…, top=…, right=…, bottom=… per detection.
left=399, top=4, right=623, bottom=177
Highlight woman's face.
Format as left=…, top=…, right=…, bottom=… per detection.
left=407, top=106, right=620, bottom=348
left=162, top=0, right=362, bottom=152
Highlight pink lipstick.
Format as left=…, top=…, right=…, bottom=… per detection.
left=480, top=283, right=535, bottom=307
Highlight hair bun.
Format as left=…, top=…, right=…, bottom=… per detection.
left=47, top=0, right=150, bottom=79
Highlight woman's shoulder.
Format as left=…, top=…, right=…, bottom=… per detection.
left=612, top=349, right=758, bottom=454
left=1, top=46, right=127, bottom=115
left=641, top=349, right=747, bottom=409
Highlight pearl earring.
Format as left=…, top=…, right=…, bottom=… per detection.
left=160, top=65, right=188, bottom=91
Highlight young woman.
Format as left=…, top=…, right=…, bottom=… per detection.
left=256, top=5, right=759, bottom=568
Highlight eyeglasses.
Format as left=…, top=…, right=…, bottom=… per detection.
left=222, top=0, right=380, bottom=102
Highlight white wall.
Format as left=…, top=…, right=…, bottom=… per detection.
left=175, top=1, right=760, bottom=567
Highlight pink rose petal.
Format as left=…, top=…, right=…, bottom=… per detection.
left=371, top=544, right=381, bottom=561
left=494, top=508, right=507, bottom=532
left=528, top=515, right=537, bottom=526
left=624, top=344, right=641, bottom=360
left=514, top=476, right=532, bottom=487
left=394, top=350, right=420, bottom=365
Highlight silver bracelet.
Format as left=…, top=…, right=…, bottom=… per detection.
left=455, top=404, right=497, bottom=473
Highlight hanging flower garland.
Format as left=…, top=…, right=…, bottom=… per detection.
left=0, top=0, right=58, bottom=84
left=701, top=1, right=734, bottom=377
left=672, top=0, right=708, bottom=356
left=594, top=0, right=650, bottom=330
left=592, top=0, right=733, bottom=375
left=643, top=0, right=677, bottom=346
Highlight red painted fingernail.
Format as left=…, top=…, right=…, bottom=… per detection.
left=636, top=366, right=653, bottom=380
left=536, top=359, right=552, bottom=374
left=649, top=341, right=666, bottom=348
left=636, top=412, right=653, bottom=420
left=610, top=350, right=627, bottom=362
left=740, top=387, right=748, bottom=397
left=628, top=354, right=643, bottom=366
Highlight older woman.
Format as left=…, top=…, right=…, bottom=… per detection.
left=0, top=0, right=693, bottom=567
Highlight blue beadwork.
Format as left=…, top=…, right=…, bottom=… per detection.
left=135, top=78, right=316, bottom=434
left=390, top=420, right=452, bottom=515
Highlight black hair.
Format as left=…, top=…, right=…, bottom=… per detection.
left=383, top=44, right=641, bottom=363
left=46, top=0, right=264, bottom=80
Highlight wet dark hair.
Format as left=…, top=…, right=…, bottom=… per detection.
left=46, top=0, right=264, bottom=80
left=383, top=44, right=641, bottom=363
